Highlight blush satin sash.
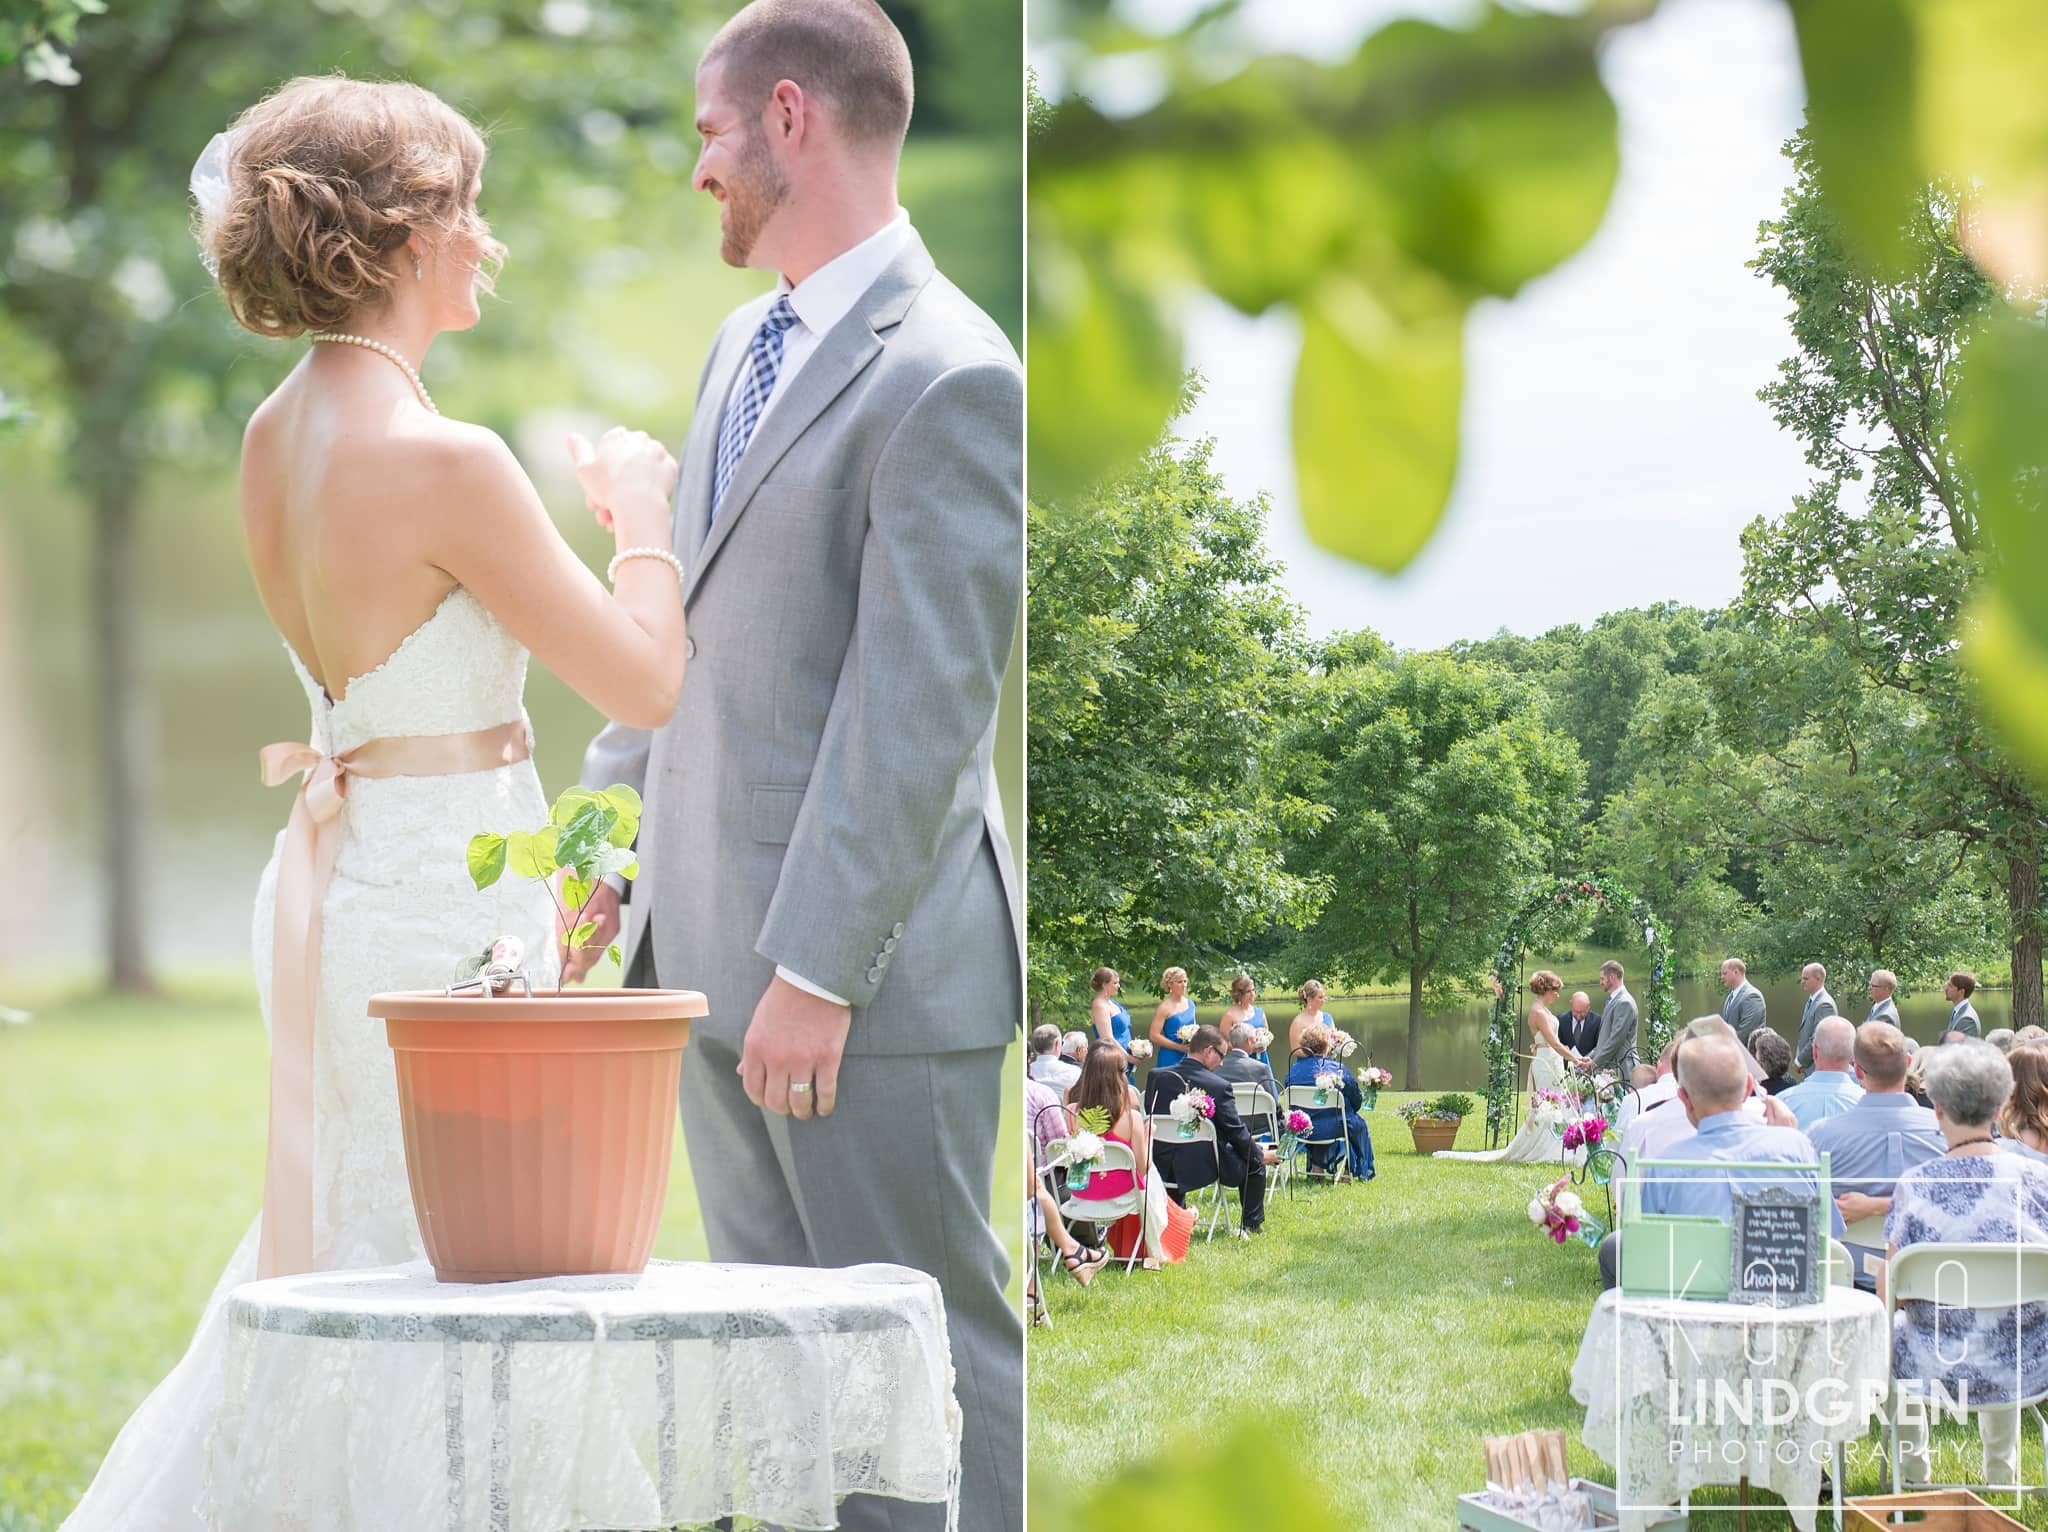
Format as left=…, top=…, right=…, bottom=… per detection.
left=256, top=719, right=532, bottom=1277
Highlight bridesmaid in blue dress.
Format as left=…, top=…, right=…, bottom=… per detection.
left=1089, top=966, right=1136, bottom=1072
left=1219, top=974, right=1271, bottom=1070
left=1149, top=965, right=1199, bottom=1069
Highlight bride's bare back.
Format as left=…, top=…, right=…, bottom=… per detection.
left=241, top=345, right=686, bottom=728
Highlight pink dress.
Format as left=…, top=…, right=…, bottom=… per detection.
left=1075, top=1129, right=1137, bottom=1200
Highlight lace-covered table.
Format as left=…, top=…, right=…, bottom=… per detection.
left=202, top=1260, right=961, bottom=1532
left=1569, top=1287, right=1889, bottom=1532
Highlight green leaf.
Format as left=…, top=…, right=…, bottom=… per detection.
left=597, top=783, right=641, bottom=819
left=561, top=876, right=592, bottom=911
left=1292, top=281, right=1463, bottom=574
left=466, top=833, right=507, bottom=891
left=1951, top=310, right=2048, bottom=655
left=550, top=787, right=604, bottom=828
left=506, top=828, right=558, bottom=881
left=1075, top=1104, right=1111, bottom=1134
left=606, top=944, right=623, bottom=968
left=1027, top=234, right=1182, bottom=504
left=1359, top=10, right=1620, bottom=300
left=1964, top=589, right=2048, bottom=792
left=553, top=801, right=618, bottom=877
left=567, top=921, right=597, bottom=949
left=1789, top=0, right=1920, bottom=278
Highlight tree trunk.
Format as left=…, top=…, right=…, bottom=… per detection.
left=1406, top=966, right=1424, bottom=1090
left=96, top=478, right=152, bottom=994
left=2012, top=845, right=2044, bottom=1032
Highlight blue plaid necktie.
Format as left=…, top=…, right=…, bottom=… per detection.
left=712, top=295, right=801, bottom=520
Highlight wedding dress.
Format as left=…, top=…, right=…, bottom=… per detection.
left=63, top=587, right=560, bottom=1531
left=1435, top=1014, right=1588, bottom=1168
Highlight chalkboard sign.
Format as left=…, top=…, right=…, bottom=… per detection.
left=1729, top=1185, right=1820, bottom=1307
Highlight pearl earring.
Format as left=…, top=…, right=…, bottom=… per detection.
left=413, top=256, right=423, bottom=281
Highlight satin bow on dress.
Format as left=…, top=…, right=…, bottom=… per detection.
left=256, top=720, right=530, bottom=1278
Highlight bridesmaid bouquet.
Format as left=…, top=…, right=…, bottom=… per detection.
left=1129, top=1038, right=1154, bottom=1061
left=1328, top=1028, right=1359, bottom=1058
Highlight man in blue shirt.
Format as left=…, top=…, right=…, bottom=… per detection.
left=1775, top=1017, right=1864, bottom=1130
left=1807, top=1021, right=1944, bottom=1285
left=1640, top=1025, right=1844, bottom=1237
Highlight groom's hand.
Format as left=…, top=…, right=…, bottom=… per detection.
left=557, top=877, right=622, bottom=984
left=739, top=976, right=852, bottom=1121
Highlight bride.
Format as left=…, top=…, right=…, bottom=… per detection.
left=1436, top=970, right=1588, bottom=1166
left=63, top=76, right=686, bottom=1529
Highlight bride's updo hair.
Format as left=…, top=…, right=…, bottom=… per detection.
left=201, top=75, right=502, bottom=338
left=1528, top=970, right=1564, bottom=1000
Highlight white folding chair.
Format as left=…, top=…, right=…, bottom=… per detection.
left=1885, top=1242, right=2048, bottom=1500
left=1049, top=1138, right=1145, bottom=1274
left=1148, top=1113, right=1229, bottom=1241
left=1284, top=1084, right=1351, bottom=1186
left=1238, top=1084, right=1287, bottom=1195
left=1841, top=1211, right=1888, bottom=1288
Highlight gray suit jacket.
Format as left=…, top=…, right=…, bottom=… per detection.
left=1794, top=988, right=1838, bottom=1071
left=1590, top=987, right=1638, bottom=1076
left=583, top=232, right=1023, bottom=1056
left=1950, top=1001, right=1982, bottom=1037
left=1723, top=981, right=1767, bottom=1043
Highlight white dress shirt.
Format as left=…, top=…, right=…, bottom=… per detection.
left=726, top=208, right=911, bottom=1010
left=718, top=207, right=912, bottom=438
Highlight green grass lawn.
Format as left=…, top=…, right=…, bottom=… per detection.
left=1027, top=1092, right=2048, bottom=1531
left=0, top=975, right=1022, bottom=1530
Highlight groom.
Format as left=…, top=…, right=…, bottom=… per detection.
left=572, top=3, right=1023, bottom=1526
left=1589, top=960, right=1638, bottom=1078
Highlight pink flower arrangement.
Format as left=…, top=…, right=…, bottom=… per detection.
left=1285, top=1108, right=1312, bottom=1135
left=1527, top=1177, right=1586, bottom=1245
left=1560, top=1114, right=1608, bottom=1152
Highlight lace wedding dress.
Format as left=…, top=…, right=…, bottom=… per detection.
left=1435, top=1012, right=1587, bottom=1167
left=63, top=587, right=560, bottom=1531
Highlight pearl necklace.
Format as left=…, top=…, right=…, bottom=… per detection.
left=307, top=332, right=438, bottom=414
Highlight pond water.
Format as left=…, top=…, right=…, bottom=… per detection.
left=1173, top=975, right=2014, bottom=1092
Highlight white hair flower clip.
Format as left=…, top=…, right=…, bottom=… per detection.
left=190, top=128, right=242, bottom=273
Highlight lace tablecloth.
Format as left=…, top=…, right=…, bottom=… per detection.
left=1569, top=1287, right=1888, bottom=1532
left=203, top=1260, right=960, bottom=1532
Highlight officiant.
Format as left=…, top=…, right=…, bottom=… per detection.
left=1558, top=990, right=1603, bottom=1056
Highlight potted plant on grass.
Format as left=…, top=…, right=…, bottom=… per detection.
left=367, top=784, right=708, bottom=1284
left=1399, top=1092, right=1477, bottom=1154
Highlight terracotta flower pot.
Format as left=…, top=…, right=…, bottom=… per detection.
left=366, top=986, right=707, bottom=1283
left=1408, top=1117, right=1462, bottom=1154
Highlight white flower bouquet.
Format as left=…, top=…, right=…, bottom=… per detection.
left=1168, top=1088, right=1215, bottom=1137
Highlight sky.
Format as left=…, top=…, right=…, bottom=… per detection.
left=1044, top=0, right=1815, bottom=645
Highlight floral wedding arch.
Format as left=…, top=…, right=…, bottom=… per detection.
left=1483, top=875, right=1677, bottom=1150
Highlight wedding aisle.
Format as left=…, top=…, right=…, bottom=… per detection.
left=1026, top=1092, right=2048, bottom=1530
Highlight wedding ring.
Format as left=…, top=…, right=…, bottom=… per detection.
left=790, top=1081, right=813, bottom=1094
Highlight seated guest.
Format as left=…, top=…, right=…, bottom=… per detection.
left=1999, top=1042, right=2048, bottom=1162
left=1615, top=1036, right=1681, bottom=1140
left=1142, top=1025, right=1275, bottom=1233
left=1598, top=1018, right=1817, bottom=1289
left=1866, top=968, right=1901, bottom=1026
left=1214, top=1020, right=1283, bottom=1139
left=1629, top=1064, right=1658, bottom=1090
left=1068, top=1041, right=1147, bottom=1206
left=1888, top=1040, right=2048, bottom=1491
left=1639, top=1027, right=1843, bottom=1231
left=1942, top=1030, right=1972, bottom=1048
left=1025, top=1073, right=1067, bottom=1162
left=1060, top=1028, right=1090, bottom=1069
left=1988, top=1027, right=2016, bottom=1056
left=1811, top=1021, right=1944, bottom=1279
left=2017, top=1025, right=2048, bottom=1048
left=1775, top=1017, right=1865, bottom=1129
left=1028, top=1023, right=1082, bottom=1092
left=1284, top=1023, right=1374, bottom=1181
left=1749, top=1028, right=1797, bottom=1094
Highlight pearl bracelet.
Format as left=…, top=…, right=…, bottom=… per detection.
left=607, top=547, right=685, bottom=584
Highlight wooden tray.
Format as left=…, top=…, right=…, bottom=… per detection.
left=1844, top=1489, right=2031, bottom=1530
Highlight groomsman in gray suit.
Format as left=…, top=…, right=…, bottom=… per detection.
left=1946, top=970, right=1983, bottom=1037
left=1794, top=962, right=1838, bottom=1073
left=1867, top=968, right=1902, bottom=1026
left=572, top=5, right=1022, bottom=1526
left=1720, top=957, right=1767, bottom=1043
left=1590, top=960, right=1638, bottom=1076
